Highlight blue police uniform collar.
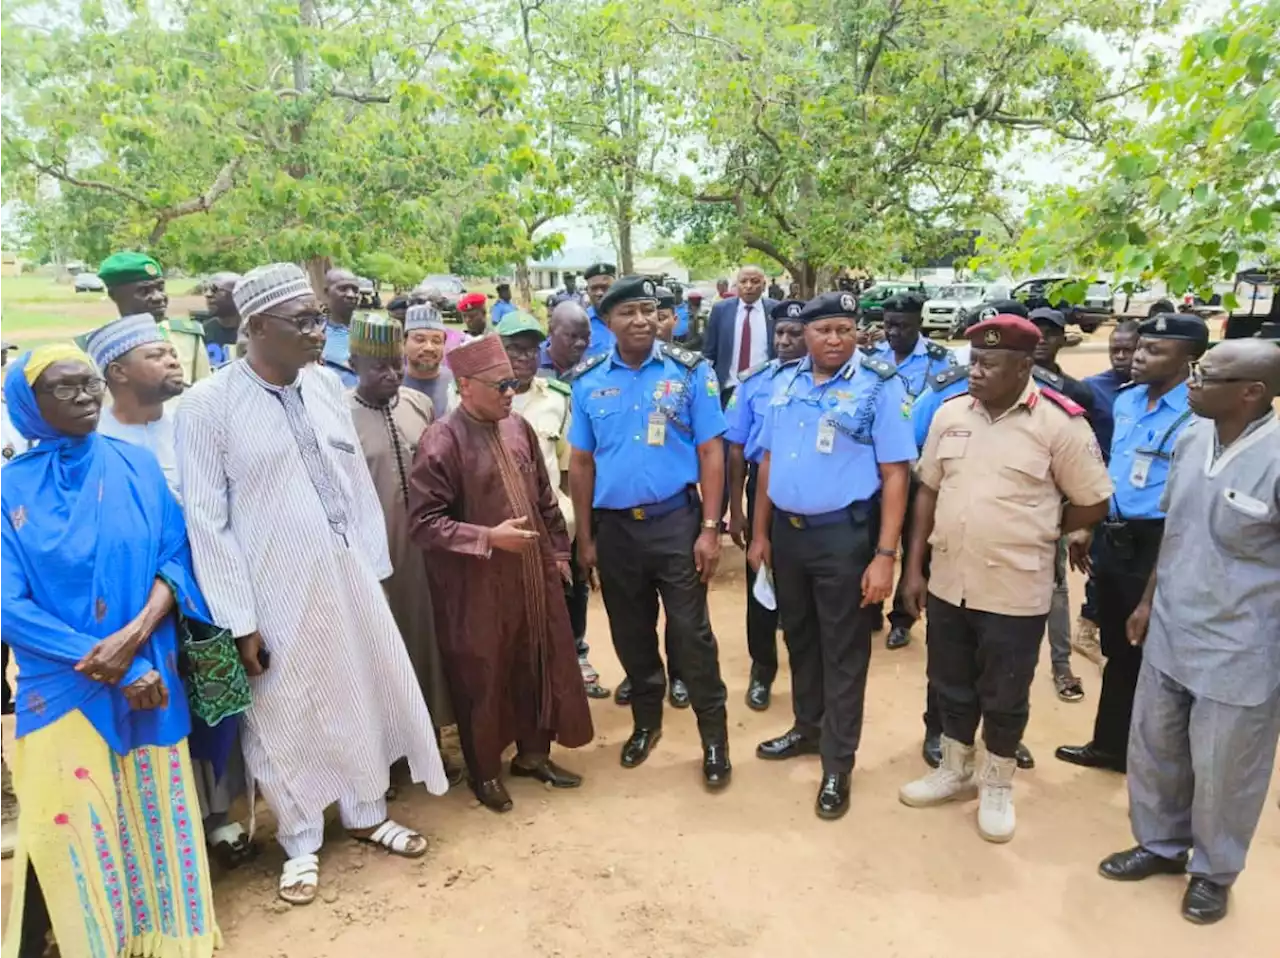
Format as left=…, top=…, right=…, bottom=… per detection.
left=606, top=341, right=665, bottom=369
left=875, top=337, right=929, bottom=359
left=793, top=354, right=859, bottom=380
left=538, top=340, right=553, bottom=368
left=1139, top=380, right=1189, bottom=411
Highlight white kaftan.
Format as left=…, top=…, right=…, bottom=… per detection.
left=175, top=360, right=448, bottom=852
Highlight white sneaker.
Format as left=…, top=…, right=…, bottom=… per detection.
left=977, top=752, right=1018, bottom=843
left=899, top=735, right=979, bottom=807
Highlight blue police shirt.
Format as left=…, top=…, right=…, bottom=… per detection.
left=874, top=338, right=955, bottom=399
left=1109, top=382, right=1192, bottom=519
left=724, top=359, right=794, bottom=464
left=569, top=343, right=726, bottom=509
left=584, top=306, right=617, bottom=358
left=911, top=372, right=970, bottom=449
left=491, top=299, right=517, bottom=324
left=759, top=356, right=917, bottom=514
left=673, top=303, right=690, bottom=339
left=1084, top=368, right=1128, bottom=463
left=321, top=322, right=357, bottom=387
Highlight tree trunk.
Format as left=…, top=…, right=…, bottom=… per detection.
left=515, top=261, right=533, bottom=309
left=617, top=214, right=634, bottom=276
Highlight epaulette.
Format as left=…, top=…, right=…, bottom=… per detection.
left=859, top=355, right=897, bottom=381
left=545, top=378, right=572, bottom=397
left=164, top=317, right=205, bottom=337
left=942, top=390, right=971, bottom=404
left=1117, top=380, right=1140, bottom=391
left=924, top=340, right=951, bottom=361
left=1032, top=365, right=1065, bottom=391
left=660, top=342, right=704, bottom=369
left=1039, top=385, right=1086, bottom=417
left=563, top=352, right=608, bottom=383
left=929, top=364, right=969, bottom=391
left=738, top=358, right=773, bottom=382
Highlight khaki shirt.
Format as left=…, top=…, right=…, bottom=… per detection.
left=511, top=378, right=575, bottom=539
left=159, top=318, right=212, bottom=385
left=917, top=379, right=1113, bottom=616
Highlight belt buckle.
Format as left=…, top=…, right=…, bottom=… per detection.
left=631, top=507, right=646, bottom=521
left=789, top=515, right=805, bottom=529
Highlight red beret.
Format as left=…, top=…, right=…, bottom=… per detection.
left=457, top=292, right=487, bottom=311
left=966, top=314, right=1042, bottom=352
left=687, top=291, right=703, bottom=300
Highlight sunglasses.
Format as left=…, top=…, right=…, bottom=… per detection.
left=41, top=378, right=106, bottom=401
left=259, top=310, right=326, bottom=332
left=475, top=377, right=520, bottom=393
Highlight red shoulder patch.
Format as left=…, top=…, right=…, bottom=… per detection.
left=1038, top=385, right=1085, bottom=417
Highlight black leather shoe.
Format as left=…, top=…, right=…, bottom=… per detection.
left=1182, top=877, right=1229, bottom=925
left=755, top=727, right=820, bottom=761
left=510, top=757, right=582, bottom=788
left=614, top=677, right=632, bottom=707
left=620, top=727, right=662, bottom=768
left=922, top=733, right=942, bottom=769
left=1015, top=742, right=1035, bottom=770
left=702, top=740, right=732, bottom=790
left=473, top=778, right=513, bottom=813
left=885, top=625, right=911, bottom=650
left=1098, top=846, right=1188, bottom=882
left=668, top=678, right=691, bottom=709
left=745, top=673, right=772, bottom=711
left=1054, top=742, right=1126, bottom=772
left=815, top=772, right=851, bottom=820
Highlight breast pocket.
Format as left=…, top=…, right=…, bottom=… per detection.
left=996, top=451, right=1051, bottom=506
left=1214, top=487, right=1276, bottom=558
left=586, top=391, right=624, bottom=422
left=934, top=433, right=969, bottom=487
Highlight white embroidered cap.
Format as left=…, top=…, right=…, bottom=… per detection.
left=233, top=263, right=314, bottom=320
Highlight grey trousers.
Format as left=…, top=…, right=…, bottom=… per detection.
left=1129, top=661, right=1280, bottom=886
left=1047, top=537, right=1071, bottom=677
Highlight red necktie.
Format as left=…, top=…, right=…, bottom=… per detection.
left=737, top=304, right=753, bottom=373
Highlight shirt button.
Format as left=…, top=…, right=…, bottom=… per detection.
left=634, top=405, right=639, bottom=410
left=634, top=436, right=641, bottom=441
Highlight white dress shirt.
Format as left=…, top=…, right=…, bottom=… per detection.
left=728, top=297, right=768, bottom=386
left=98, top=404, right=181, bottom=500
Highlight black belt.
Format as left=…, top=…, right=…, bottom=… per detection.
left=599, top=488, right=695, bottom=522
left=776, top=500, right=874, bottom=530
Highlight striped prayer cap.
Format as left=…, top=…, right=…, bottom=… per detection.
left=83, top=313, right=164, bottom=369
left=405, top=303, right=446, bottom=332
left=350, top=311, right=403, bottom=359
left=233, top=263, right=313, bottom=320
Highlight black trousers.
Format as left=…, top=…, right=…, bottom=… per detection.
left=566, top=539, right=590, bottom=654
left=871, top=475, right=922, bottom=631
left=744, top=462, right=779, bottom=682
left=772, top=511, right=875, bottom=774
left=1091, top=520, right=1164, bottom=754
left=595, top=503, right=726, bottom=740
left=926, top=595, right=1046, bottom=758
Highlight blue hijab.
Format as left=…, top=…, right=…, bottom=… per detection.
left=1, top=353, right=217, bottom=755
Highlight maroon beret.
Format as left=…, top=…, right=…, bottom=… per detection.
left=966, top=314, right=1042, bottom=352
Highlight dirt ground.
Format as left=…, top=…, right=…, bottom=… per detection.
left=3, top=346, right=1277, bottom=957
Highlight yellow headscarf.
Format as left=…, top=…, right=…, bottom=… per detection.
left=22, top=343, right=96, bottom=385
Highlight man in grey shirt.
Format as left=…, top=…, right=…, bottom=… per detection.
left=1098, top=339, right=1280, bottom=926
left=402, top=303, right=454, bottom=415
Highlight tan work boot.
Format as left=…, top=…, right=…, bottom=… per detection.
left=899, top=735, right=979, bottom=807
left=977, top=752, right=1018, bottom=843
left=1072, top=616, right=1103, bottom=667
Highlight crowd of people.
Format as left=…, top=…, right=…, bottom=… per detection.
left=1, top=254, right=1277, bottom=956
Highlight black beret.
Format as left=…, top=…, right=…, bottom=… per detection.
left=387, top=295, right=410, bottom=311
left=1139, top=312, right=1209, bottom=347
left=583, top=262, right=617, bottom=280
left=1028, top=306, right=1067, bottom=328
left=599, top=275, right=659, bottom=315
left=655, top=285, right=675, bottom=310
left=770, top=299, right=806, bottom=322
left=882, top=291, right=927, bottom=315
left=970, top=298, right=1029, bottom=323
left=796, top=291, right=861, bottom=324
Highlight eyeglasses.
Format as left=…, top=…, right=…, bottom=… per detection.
left=41, top=378, right=107, bottom=401
left=503, top=343, right=540, bottom=358
left=474, top=377, right=520, bottom=393
left=1189, top=361, right=1255, bottom=387
left=259, top=310, right=326, bottom=332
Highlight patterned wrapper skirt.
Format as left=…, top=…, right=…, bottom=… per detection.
left=2, top=710, right=220, bottom=958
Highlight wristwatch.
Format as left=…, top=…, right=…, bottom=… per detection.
left=701, top=520, right=719, bottom=531
left=874, top=547, right=897, bottom=559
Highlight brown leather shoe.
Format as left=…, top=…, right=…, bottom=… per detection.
left=473, top=778, right=513, bottom=813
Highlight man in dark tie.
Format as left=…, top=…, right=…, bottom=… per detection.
left=701, top=266, right=779, bottom=398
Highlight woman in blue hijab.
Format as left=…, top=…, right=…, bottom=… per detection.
left=2, top=345, right=221, bottom=958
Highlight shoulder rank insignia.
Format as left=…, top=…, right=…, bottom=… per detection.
left=1039, top=385, right=1086, bottom=417
left=1032, top=365, right=1064, bottom=390
left=563, top=352, right=607, bottom=383
left=929, top=364, right=970, bottom=392
left=860, top=355, right=897, bottom=381
left=738, top=358, right=772, bottom=382
left=546, top=377, right=572, bottom=397
left=924, top=340, right=951, bottom=361
left=660, top=342, right=704, bottom=369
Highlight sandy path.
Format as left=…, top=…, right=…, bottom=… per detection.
left=3, top=347, right=1276, bottom=957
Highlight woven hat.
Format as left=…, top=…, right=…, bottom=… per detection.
left=233, top=263, right=313, bottom=320
left=446, top=334, right=512, bottom=378
left=84, top=314, right=165, bottom=369
left=405, top=303, right=446, bottom=332
left=350, top=311, right=404, bottom=359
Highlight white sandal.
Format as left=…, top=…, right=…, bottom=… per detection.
left=352, top=819, right=428, bottom=858
left=278, top=853, right=319, bottom=905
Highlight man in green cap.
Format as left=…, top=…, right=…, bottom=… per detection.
left=97, top=251, right=211, bottom=384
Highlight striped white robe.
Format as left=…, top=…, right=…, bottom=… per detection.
left=175, top=361, right=448, bottom=845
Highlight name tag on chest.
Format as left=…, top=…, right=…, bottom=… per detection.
left=816, top=420, right=836, bottom=454
left=1129, top=452, right=1152, bottom=489
left=647, top=412, right=666, bottom=446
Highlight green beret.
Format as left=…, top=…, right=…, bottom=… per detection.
left=98, top=252, right=163, bottom=288
left=497, top=311, right=545, bottom=338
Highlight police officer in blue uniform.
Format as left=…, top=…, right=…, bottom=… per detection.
left=582, top=262, right=618, bottom=358
left=1056, top=312, right=1207, bottom=772
left=567, top=275, right=733, bottom=789
left=872, top=292, right=957, bottom=650
left=747, top=291, right=917, bottom=820
left=725, top=300, right=808, bottom=711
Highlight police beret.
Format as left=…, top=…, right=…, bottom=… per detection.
left=796, top=291, right=861, bottom=324
left=1139, top=312, right=1209, bottom=347
left=882, top=291, right=927, bottom=315
left=970, top=298, right=1029, bottom=324
left=97, top=251, right=163, bottom=288
left=770, top=299, right=806, bottom=322
left=583, top=262, right=617, bottom=280
left=1028, top=306, right=1067, bottom=328
left=599, top=275, right=659, bottom=315
left=386, top=295, right=410, bottom=312
left=655, top=285, right=676, bottom=310
left=457, top=292, right=487, bottom=311
left=966, top=314, right=1042, bottom=352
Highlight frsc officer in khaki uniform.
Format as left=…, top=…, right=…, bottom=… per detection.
left=897, top=314, right=1113, bottom=843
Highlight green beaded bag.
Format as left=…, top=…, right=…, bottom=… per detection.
left=174, top=613, right=252, bottom=727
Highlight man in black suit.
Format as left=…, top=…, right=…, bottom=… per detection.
left=701, top=266, right=779, bottom=397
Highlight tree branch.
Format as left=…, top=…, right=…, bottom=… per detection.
left=328, top=87, right=392, bottom=104
left=743, top=233, right=799, bottom=279
left=148, top=157, right=244, bottom=244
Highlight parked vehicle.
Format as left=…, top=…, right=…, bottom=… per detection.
left=1112, top=282, right=1177, bottom=318
left=74, top=272, right=106, bottom=293
left=859, top=282, right=938, bottom=325
left=1223, top=269, right=1278, bottom=339
left=418, top=274, right=466, bottom=319
left=920, top=282, right=1009, bottom=338
left=1010, top=277, right=1112, bottom=333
